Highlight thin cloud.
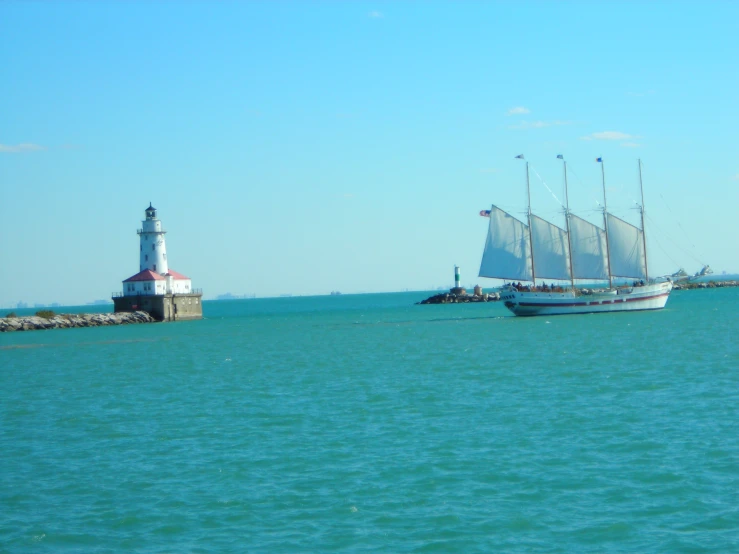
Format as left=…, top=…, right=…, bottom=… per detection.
left=581, top=131, right=636, bottom=141
left=368, top=10, right=383, bottom=18
left=506, top=106, right=530, bottom=116
left=0, top=143, right=46, bottom=153
left=508, top=120, right=573, bottom=130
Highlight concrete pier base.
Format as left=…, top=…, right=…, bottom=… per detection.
left=113, top=292, right=202, bottom=321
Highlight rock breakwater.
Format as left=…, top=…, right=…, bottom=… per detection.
left=0, top=311, right=156, bottom=332
left=672, top=280, right=738, bottom=290
left=418, top=292, right=500, bottom=305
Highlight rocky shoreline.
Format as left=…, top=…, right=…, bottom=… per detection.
left=417, top=291, right=501, bottom=305
left=0, top=311, right=156, bottom=332
left=672, top=280, right=738, bottom=290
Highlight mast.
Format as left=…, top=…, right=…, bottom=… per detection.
left=598, top=157, right=614, bottom=289
left=638, top=158, right=649, bottom=282
left=522, top=157, right=536, bottom=286
left=559, top=156, right=575, bottom=290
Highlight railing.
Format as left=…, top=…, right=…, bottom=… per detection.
left=136, top=228, right=167, bottom=235
left=113, top=289, right=202, bottom=297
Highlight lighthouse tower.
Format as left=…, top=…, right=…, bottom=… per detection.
left=138, top=203, right=169, bottom=274
left=113, top=204, right=202, bottom=321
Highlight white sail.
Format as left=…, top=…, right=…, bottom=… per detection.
left=530, top=215, right=570, bottom=280
left=478, top=205, right=532, bottom=281
left=568, top=214, right=609, bottom=280
left=607, top=213, right=646, bottom=279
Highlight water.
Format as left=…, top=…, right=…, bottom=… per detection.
left=2, top=289, right=738, bottom=552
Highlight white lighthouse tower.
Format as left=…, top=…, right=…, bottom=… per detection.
left=138, top=203, right=169, bottom=274
left=113, top=204, right=202, bottom=321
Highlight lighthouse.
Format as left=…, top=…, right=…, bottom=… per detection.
left=113, top=204, right=203, bottom=321
left=450, top=264, right=466, bottom=295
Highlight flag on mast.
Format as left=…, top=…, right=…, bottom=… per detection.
left=557, top=154, right=564, bottom=159
left=515, top=154, right=524, bottom=159
left=596, top=157, right=603, bottom=162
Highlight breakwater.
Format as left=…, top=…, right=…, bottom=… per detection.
left=672, top=280, right=738, bottom=290
left=418, top=291, right=500, bottom=304
left=0, top=311, right=155, bottom=332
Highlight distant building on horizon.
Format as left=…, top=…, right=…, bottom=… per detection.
left=112, top=204, right=202, bottom=321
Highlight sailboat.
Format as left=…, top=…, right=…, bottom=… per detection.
left=479, top=156, right=672, bottom=316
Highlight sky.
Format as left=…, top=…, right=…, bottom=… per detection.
left=1, top=0, right=738, bottom=307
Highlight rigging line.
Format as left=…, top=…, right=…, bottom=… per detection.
left=658, top=193, right=698, bottom=248
left=645, top=212, right=701, bottom=260
left=645, top=214, right=705, bottom=265
left=564, top=163, right=602, bottom=209
left=649, top=229, right=683, bottom=269
left=529, top=164, right=564, bottom=208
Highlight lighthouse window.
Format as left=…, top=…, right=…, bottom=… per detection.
left=145, top=255, right=148, bottom=261
left=152, top=244, right=155, bottom=251
left=163, top=254, right=166, bottom=260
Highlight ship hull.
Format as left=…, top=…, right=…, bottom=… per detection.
left=501, top=282, right=672, bottom=317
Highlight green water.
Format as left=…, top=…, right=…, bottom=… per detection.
left=2, top=289, right=738, bottom=552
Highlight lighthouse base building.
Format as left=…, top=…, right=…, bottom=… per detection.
left=112, top=277, right=202, bottom=322
left=113, top=204, right=202, bottom=321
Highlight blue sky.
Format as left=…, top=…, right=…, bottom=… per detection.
left=2, top=1, right=737, bottom=306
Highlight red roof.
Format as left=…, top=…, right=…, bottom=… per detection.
left=165, top=269, right=190, bottom=280
left=123, top=269, right=166, bottom=282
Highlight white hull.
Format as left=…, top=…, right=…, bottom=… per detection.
left=500, top=281, right=672, bottom=317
